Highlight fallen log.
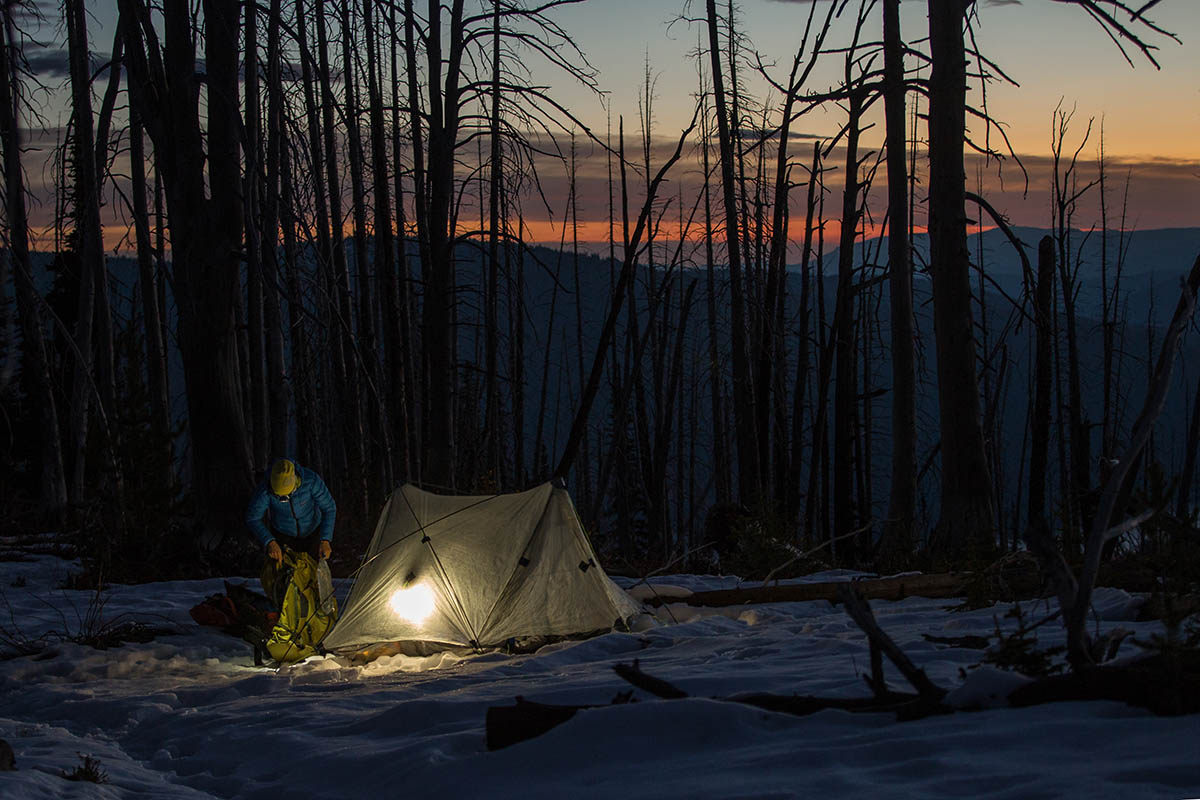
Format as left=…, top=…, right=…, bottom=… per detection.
left=486, top=661, right=929, bottom=750
left=485, top=692, right=634, bottom=750
left=611, top=659, right=925, bottom=715
left=642, top=571, right=970, bottom=608
left=612, top=660, right=688, bottom=699
left=1009, top=651, right=1200, bottom=715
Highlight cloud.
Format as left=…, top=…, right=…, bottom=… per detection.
left=22, top=47, right=115, bottom=80
left=23, top=48, right=70, bottom=80
left=734, top=127, right=823, bottom=143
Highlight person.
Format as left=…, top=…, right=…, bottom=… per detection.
left=246, top=458, right=336, bottom=564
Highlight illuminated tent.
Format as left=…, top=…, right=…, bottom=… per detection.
left=322, top=482, right=641, bottom=656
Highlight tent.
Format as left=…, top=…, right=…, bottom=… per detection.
left=322, top=483, right=641, bottom=656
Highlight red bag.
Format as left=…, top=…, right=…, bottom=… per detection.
left=189, top=594, right=239, bottom=627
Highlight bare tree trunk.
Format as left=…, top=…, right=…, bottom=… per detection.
left=128, top=100, right=172, bottom=485
left=362, top=0, right=396, bottom=490
left=387, top=0, right=415, bottom=481
left=833, top=86, right=863, bottom=549
left=533, top=249, right=563, bottom=478
left=569, top=132, right=591, bottom=509
left=316, top=0, right=366, bottom=503
left=806, top=190, right=832, bottom=542
left=261, top=0, right=288, bottom=459
left=484, top=0, right=503, bottom=485
left=1027, top=236, right=1055, bottom=538
left=421, top=0, right=469, bottom=488
left=1177, top=374, right=1200, bottom=517
left=1050, top=107, right=1095, bottom=545
left=705, top=0, right=758, bottom=505
left=787, top=143, right=820, bottom=521
left=926, top=0, right=994, bottom=555
left=700, top=86, right=730, bottom=506
left=653, top=280, right=697, bottom=551
left=343, top=0, right=388, bottom=508
left=244, top=0, right=267, bottom=471
left=882, top=0, right=916, bottom=559
left=280, top=142, right=314, bottom=465
left=119, top=0, right=253, bottom=542
left=760, top=25, right=814, bottom=513
left=294, top=0, right=334, bottom=474
left=1, top=6, right=68, bottom=519
left=64, top=0, right=101, bottom=506
left=90, top=35, right=125, bottom=514
left=555, top=112, right=697, bottom=483
left=510, top=205, right=525, bottom=484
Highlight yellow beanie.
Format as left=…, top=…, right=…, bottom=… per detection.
left=269, top=459, right=299, bottom=496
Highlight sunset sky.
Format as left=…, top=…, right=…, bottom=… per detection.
left=17, top=0, right=1200, bottom=250
left=530, top=0, right=1200, bottom=243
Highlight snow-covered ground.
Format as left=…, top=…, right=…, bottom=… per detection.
left=0, top=553, right=1196, bottom=799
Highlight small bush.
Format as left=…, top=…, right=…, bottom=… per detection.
left=61, top=754, right=108, bottom=784
left=983, top=603, right=1065, bottom=678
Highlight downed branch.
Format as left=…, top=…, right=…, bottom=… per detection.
left=836, top=585, right=948, bottom=708
left=612, top=660, right=688, bottom=699
left=1009, top=650, right=1200, bottom=715
left=610, top=659, right=924, bottom=716
left=922, top=633, right=991, bottom=649
left=761, top=523, right=872, bottom=587
left=642, top=572, right=969, bottom=608
left=485, top=691, right=634, bottom=750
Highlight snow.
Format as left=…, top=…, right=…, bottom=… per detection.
left=1, top=555, right=1198, bottom=799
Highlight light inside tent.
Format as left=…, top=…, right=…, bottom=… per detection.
left=388, top=583, right=435, bottom=625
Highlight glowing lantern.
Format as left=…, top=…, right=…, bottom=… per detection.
left=388, top=583, right=435, bottom=626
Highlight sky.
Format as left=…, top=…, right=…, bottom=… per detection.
left=530, top=0, right=1200, bottom=243
left=553, top=0, right=1200, bottom=162
left=13, top=0, right=1200, bottom=250
left=2, top=550, right=1196, bottom=798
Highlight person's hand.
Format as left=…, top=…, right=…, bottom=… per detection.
left=318, top=540, right=332, bottom=560
left=266, top=540, right=283, bottom=564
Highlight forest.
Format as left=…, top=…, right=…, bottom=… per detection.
left=2, top=0, right=1199, bottom=675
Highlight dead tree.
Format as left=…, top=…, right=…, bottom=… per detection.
left=705, top=0, right=759, bottom=504
left=1064, top=254, right=1200, bottom=666
left=882, top=0, right=916, bottom=559
left=64, top=0, right=102, bottom=507
left=128, top=98, right=173, bottom=488
left=1, top=2, right=67, bottom=520
left=1050, top=105, right=1097, bottom=547
left=926, top=0, right=996, bottom=556
left=832, top=7, right=872, bottom=554
left=244, top=0, right=267, bottom=472
left=260, top=0, right=288, bottom=460
left=119, top=0, right=253, bottom=539
left=554, top=109, right=700, bottom=484
left=1028, top=237, right=1056, bottom=542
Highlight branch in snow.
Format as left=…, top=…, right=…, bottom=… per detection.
left=836, top=585, right=947, bottom=705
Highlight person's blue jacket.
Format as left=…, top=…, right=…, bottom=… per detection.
left=245, top=464, right=336, bottom=548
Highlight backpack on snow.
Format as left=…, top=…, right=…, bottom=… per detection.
left=260, top=546, right=338, bottom=663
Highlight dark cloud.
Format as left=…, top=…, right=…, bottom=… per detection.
left=735, top=127, right=822, bottom=142
left=22, top=47, right=116, bottom=80
left=23, top=48, right=70, bottom=80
